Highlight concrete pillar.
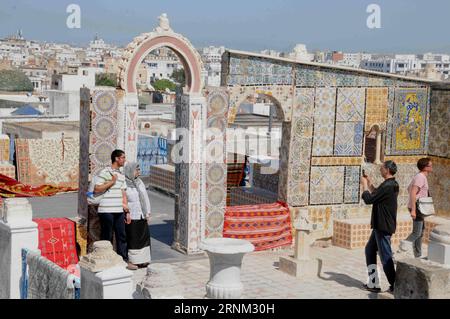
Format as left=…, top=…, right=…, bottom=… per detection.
left=279, top=209, right=320, bottom=278
left=374, top=131, right=382, bottom=164
left=0, top=199, right=38, bottom=299
left=79, top=241, right=133, bottom=299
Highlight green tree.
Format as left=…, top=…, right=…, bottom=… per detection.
left=170, top=69, right=185, bottom=86
left=0, top=69, right=33, bottom=92
left=152, top=79, right=176, bottom=92
left=96, top=73, right=117, bottom=87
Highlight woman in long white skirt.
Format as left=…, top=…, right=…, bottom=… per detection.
left=124, top=162, right=152, bottom=268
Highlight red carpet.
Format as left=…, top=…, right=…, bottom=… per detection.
left=223, top=202, right=293, bottom=251
left=33, top=218, right=79, bottom=269
left=0, top=174, right=77, bottom=198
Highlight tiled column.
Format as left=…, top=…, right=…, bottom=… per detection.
left=204, top=88, right=228, bottom=239
left=78, top=88, right=90, bottom=220
left=173, top=93, right=207, bottom=254
left=280, top=88, right=315, bottom=207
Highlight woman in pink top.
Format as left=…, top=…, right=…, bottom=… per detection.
left=404, top=158, right=433, bottom=258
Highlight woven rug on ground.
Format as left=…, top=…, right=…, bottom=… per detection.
left=0, top=173, right=77, bottom=198
left=223, top=202, right=293, bottom=251
left=33, top=218, right=79, bottom=269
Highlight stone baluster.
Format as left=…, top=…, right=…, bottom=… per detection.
left=279, top=208, right=320, bottom=277
left=79, top=241, right=133, bottom=299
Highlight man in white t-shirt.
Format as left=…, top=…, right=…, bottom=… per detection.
left=94, top=149, right=137, bottom=270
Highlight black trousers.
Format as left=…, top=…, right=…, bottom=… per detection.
left=99, top=212, right=128, bottom=261
left=365, top=229, right=396, bottom=287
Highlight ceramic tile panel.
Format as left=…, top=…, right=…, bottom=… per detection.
left=389, top=88, right=428, bottom=155
left=90, top=90, right=119, bottom=177
left=336, top=88, right=365, bottom=122
left=365, top=88, right=389, bottom=131
left=334, top=122, right=364, bottom=156
left=205, top=88, right=228, bottom=238
left=333, top=218, right=413, bottom=249
left=312, top=88, right=336, bottom=156
left=286, top=88, right=315, bottom=206
left=428, top=90, right=450, bottom=158
left=309, top=166, right=345, bottom=205
left=344, top=166, right=361, bottom=204
left=312, top=157, right=362, bottom=166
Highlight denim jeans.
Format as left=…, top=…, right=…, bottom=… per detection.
left=405, top=220, right=425, bottom=258
left=365, top=229, right=396, bottom=288
left=99, top=212, right=128, bottom=261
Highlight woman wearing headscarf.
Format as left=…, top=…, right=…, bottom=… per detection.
left=123, top=162, right=151, bottom=268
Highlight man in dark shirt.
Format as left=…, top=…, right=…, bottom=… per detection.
left=361, top=161, right=399, bottom=294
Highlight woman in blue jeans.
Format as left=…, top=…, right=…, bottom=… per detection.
left=402, top=158, right=433, bottom=258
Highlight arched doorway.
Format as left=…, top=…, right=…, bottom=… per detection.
left=117, top=14, right=211, bottom=254
left=226, top=92, right=287, bottom=207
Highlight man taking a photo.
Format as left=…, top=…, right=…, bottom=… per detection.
left=361, top=161, right=399, bottom=294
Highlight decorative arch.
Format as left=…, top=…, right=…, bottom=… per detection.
left=227, top=86, right=293, bottom=124
left=119, top=19, right=203, bottom=95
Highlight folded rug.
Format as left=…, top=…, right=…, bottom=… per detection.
left=223, top=202, right=293, bottom=251
left=0, top=173, right=77, bottom=198
left=27, top=251, right=76, bottom=299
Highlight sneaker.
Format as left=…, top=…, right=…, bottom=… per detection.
left=127, top=262, right=139, bottom=271
left=362, top=284, right=381, bottom=293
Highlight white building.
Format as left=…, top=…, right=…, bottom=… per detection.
left=51, top=66, right=100, bottom=91
left=287, top=44, right=314, bottom=62
left=201, top=46, right=226, bottom=87
left=20, top=67, right=49, bottom=93
left=145, top=48, right=182, bottom=83
left=361, top=54, right=450, bottom=79
left=260, top=49, right=282, bottom=58
left=339, top=53, right=372, bottom=68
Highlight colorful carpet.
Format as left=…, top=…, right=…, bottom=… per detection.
left=33, top=218, right=79, bottom=270
left=226, top=161, right=246, bottom=206
left=0, top=174, right=77, bottom=198
left=223, top=202, right=293, bottom=251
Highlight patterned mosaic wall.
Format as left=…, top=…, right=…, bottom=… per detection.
left=223, top=52, right=450, bottom=229
left=205, top=88, right=228, bottom=239
left=78, top=88, right=91, bottom=220
left=365, top=88, right=389, bottom=131
left=285, top=88, right=314, bottom=206
left=16, top=139, right=79, bottom=188
left=224, top=52, right=426, bottom=88
left=428, top=90, right=450, bottom=158
left=334, top=88, right=365, bottom=156
left=312, top=88, right=336, bottom=156
left=90, top=90, right=119, bottom=177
